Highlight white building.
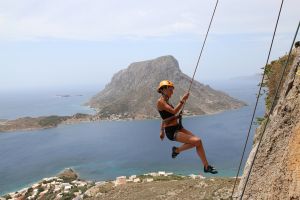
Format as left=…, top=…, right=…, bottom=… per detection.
left=133, top=178, right=141, bottom=183
left=115, top=176, right=127, bottom=186
left=146, top=178, right=154, bottom=183
left=189, top=174, right=206, bottom=179
left=42, top=177, right=56, bottom=182
left=128, top=175, right=137, bottom=181
left=149, top=172, right=159, bottom=177
left=64, top=185, right=72, bottom=191
left=158, top=171, right=166, bottom=176
left=95, top=181, right=106, bottom=186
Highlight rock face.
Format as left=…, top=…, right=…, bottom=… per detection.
left=85, top=178, right=236, bottom=200
left=88, top=55, right=245, bottom=119
left=236, top=48, right=300, bottom=199
left=58, top=168, right=78, bottom=182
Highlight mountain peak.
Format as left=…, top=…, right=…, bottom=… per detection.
left=125, top=55, right=181, bottom=78
left=88, top=56, right=245, bottom=119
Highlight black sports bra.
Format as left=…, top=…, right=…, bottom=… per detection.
left=158, top=103, right=174, bottom=120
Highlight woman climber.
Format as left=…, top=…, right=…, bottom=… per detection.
left=156, top=80, right=218, bottom=174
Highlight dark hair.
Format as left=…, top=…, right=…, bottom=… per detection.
left=158, top=85, right=168, bottom=94
left=295, top=41, right=300, bottom=48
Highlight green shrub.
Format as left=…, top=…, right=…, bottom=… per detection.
left=38, top=116, right=67, bottom=127
left=264, top=54, right=295, bottom=111
left=43, top=192, right=57, bottom=200
left=153, top=175, right=185, bottom=181
left=3, top=194, right=12, bottom=200
left=255, top=117, right=265, bottom=125
left=78, top=186, right=89, bottom=193
left=61, top=192, right=75, bottom=200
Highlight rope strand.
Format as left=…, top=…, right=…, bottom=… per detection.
left=230, top=0, right=285, bottom=198
left=187, top=0, right=219, bottom=93
left=181, top=0, right=219, bottom=114
left=239, top=20, right=299, bottom=200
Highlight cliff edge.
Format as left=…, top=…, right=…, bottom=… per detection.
left=236, top=47, right=300, bottom=199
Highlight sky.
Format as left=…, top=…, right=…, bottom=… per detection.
left=0, top=0, right=299, bottom=91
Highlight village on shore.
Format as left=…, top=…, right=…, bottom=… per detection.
left=1, top=168, right=216, bottom=200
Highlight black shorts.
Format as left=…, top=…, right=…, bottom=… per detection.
left=164, top=124, right=183, bottom=141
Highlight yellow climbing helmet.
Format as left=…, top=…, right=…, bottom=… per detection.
left=157, top=80, right=174, bottom=93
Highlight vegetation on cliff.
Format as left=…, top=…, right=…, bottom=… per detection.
left=237, top=48, right=300, bottom=199
left=263, top=53, right=296, bottom=111
left=255, top=52, right=296, bottom=126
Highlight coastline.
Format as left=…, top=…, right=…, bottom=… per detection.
left=0, top=105, right=246, bottom=133
left=1, top=169, right=239, bottom=199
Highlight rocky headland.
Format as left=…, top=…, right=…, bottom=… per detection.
left=0, top=113, right=93, bottom=133
left=0, top=55, right=245, bottom=133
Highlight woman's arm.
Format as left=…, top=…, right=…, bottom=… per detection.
left=157, top=93, right=189, bottom=115
left=157, top=100, right=182, bottom=114
left=160, top=120, right=164, bottom=130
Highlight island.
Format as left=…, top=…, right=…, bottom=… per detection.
left=0, top=55, right=246, bottom=133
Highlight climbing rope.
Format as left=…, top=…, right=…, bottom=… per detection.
left=163, top=0, right=219, bottom=124
left=230, top=0, right=285, bottom=198
left=238, top=21, right=299, bottom=200
left=181, top=0, right=219, bottom=112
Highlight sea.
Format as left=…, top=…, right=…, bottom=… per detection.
left=0, top=78, right=265, bottom=195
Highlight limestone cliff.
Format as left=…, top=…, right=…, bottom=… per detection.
left=236, top=47, right=300, bottom=199
left=88, top=55, right=245, bottom=119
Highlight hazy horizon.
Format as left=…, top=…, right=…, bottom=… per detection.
left=0, top=72, right=262, bottom=93
left=1, top=0, right=299, bottom=91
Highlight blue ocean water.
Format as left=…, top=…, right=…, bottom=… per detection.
left=0, top=79, right=265, bottom=195
left=0, top=88, right=97, bottom=120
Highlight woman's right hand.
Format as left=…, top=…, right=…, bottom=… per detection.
left=181, top=92, right=189, bottom=101
left=160, top=131, right=165, bottom=141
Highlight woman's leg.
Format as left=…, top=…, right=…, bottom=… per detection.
left=175, top=131, right=209, bottom=168
left=176, top=143, right=195, bottom=153
left=175, top=129, right=195, bottom=153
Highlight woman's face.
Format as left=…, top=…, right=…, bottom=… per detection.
left=163, top=86, right=174, bottom=98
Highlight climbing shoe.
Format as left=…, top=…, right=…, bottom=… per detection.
left=172, top=146, right=179, bottom=159
left=204, top=165, right=218, bottom=174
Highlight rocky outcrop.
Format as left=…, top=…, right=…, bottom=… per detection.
left=0, top=113, right=93, bottom=132
left=85, top=178, right=236, bottom=200
left=58, top=168, right=79, bottom=182
left=236, top=47, right=300, bottom=199
left=0, top=116, right=69, bottom=132
left=88, top=55, right=246, bottom=119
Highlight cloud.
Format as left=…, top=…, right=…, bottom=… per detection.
left=0, top=0, right=299, bottom=41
